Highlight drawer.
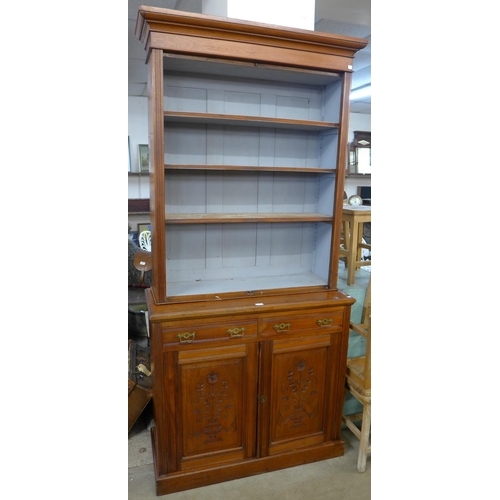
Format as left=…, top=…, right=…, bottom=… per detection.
left=162, top=320, right=257, bottom=345
left=260, top=309, right=344, bottom=336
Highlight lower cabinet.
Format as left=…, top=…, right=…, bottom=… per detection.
left=147, top=292, right=354, bottom=495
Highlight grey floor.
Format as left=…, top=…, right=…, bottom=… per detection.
left=128, top=264, right=371, bottom=499
left=128, top=423, right=370, bottom=499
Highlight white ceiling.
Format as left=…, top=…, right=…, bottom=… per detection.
left=128, top=0, right=371, bottom=114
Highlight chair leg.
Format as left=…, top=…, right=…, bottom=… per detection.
left=357, top=400, right=371, bottom=473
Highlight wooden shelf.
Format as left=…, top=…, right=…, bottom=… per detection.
left=164, top=111, right=339, bottom=131
left=165, top=164, right=336, bottom=173
left=163, top=53, right=343, bottom=86
left=165, top=213, right=332, bottom=224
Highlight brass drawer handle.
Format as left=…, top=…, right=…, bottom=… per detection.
left=273, top=322, right=291, bottom=333
left=227, top=327, right=245, bottom=337
left=317, top=318, right=333, bottom=327
left=177, top=332, right=196, bottom=343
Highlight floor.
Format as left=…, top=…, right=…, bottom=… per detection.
left=128, top=263, right=371, bottom=499
left=128, top=422, right=370, bottom=500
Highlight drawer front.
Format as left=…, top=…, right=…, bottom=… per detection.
left=260, top=309, right=344, bottom=336
left=162, top=320, right=257, bottom=345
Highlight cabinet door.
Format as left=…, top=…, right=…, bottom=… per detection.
left=258, top=334, right=337, bottom=456
left=171, top=343, right=258, bottom=470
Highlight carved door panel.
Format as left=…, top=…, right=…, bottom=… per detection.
left=259, top=334, right=334, bottom=456
left=174, top=343, right=258, bottom=470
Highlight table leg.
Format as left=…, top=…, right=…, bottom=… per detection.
left=342, top=219, right=351, bottom=263
left=355, top=222, right=364, bottom=267
left=347, top=218, right=359, bottom=285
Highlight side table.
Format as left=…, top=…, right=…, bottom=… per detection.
left=340, top=205, right=371, bottom=285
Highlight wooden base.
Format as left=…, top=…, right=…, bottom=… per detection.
left=151, top=427, right=345, bottom=496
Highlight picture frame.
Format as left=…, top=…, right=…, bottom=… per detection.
left=137, top=223, right=151, bottom=235
left=128, top=136, right=131, bottom=172
left=138, top=144, right=149, bottom=172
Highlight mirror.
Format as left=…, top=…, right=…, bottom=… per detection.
left=347, top=131, right=371, bottom=175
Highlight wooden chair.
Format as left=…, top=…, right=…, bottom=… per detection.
left=139, top=230, right=152, bottom=252
left=342, top=276, right=371, bottom=472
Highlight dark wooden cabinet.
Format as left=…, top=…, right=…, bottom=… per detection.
left=135, top=6, right=366, bottom=495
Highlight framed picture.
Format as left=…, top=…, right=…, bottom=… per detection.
left=138, top=144, right=149, bottom=172
left=137, top=223, right=151, bottom=235
left=128, top=136, right=131, bottom=172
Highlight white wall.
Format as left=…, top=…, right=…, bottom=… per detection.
left=348, top=113, right=371, bottom=143
left=203, top=0, right=315, bottom=30
left=128, top=96, right=150, bottom=199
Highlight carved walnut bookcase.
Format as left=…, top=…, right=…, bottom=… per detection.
left=135, top=6, right=367, bottom=495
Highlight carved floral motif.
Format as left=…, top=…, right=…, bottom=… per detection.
left=190, top=371, right=237, bottom=443
left=278, top=359, right=318, bottom=428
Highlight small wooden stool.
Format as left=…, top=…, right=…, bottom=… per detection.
left=339, top=205, right=371, bottom=285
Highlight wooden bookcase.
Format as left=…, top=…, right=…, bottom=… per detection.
left=135, top=6, right=367, bottom=495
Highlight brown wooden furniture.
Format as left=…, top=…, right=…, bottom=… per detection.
left=128, top=198, right=150, bottom=214
left=128, top=339, right=153, bottom=432
left=135, top=6, right=367, bottom=495
left=339, top=205, right=371, bottom=285
left=342, top=276, right=371, bottom=472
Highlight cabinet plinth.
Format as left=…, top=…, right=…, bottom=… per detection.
left=136, top=6, right=367, bottom=495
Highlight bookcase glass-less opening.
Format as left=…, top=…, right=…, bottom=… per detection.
left=161, top=54, right=344, bottom=298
